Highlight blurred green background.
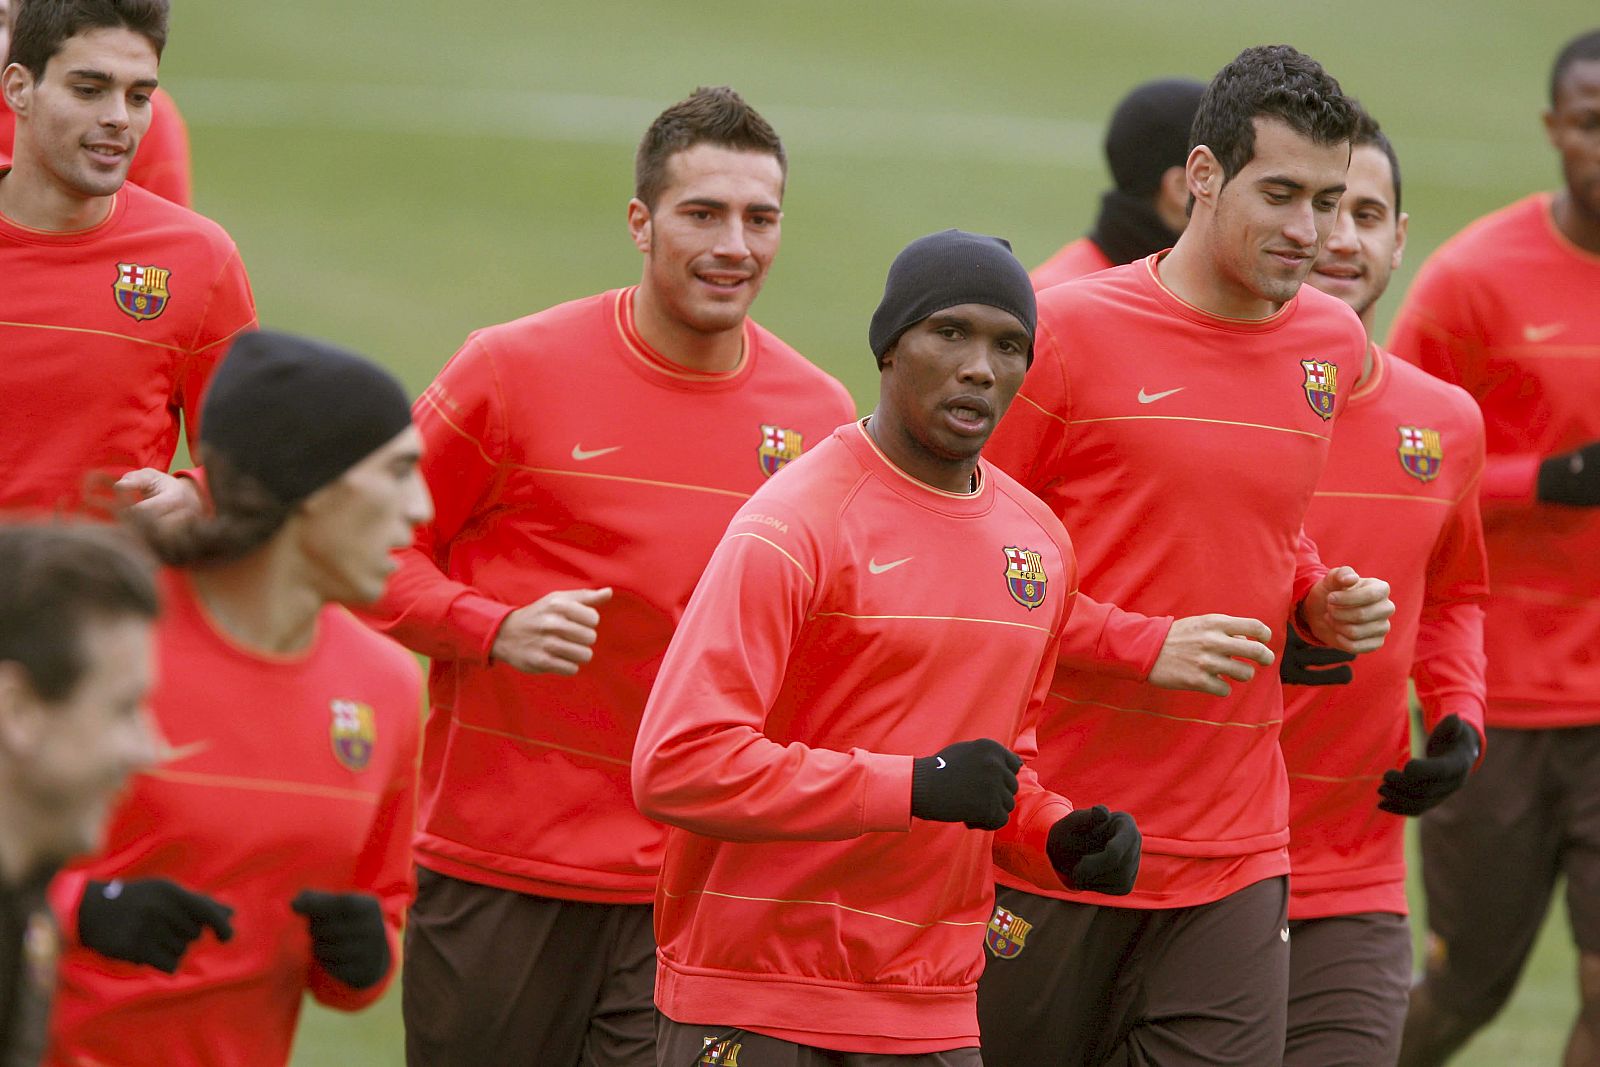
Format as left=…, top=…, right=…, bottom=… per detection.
left=152, top=0, right=1596, bottom=1062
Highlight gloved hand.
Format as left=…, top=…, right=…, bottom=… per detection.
left=910, top=739, right=1022, bottom=831
left=1377, top=714, right=1481, bottom=816
left=1279, top=624, right=1357, bottom=686
left=291, top=890, right=391, bottom=990
left=1536, top=441, right=1600, bottom=506
left=1047, top=805, right=1141, bottom=895
left=78, top=878, right=234, bottom=973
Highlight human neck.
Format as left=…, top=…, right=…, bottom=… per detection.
left=0, top=157, right=114, bottom=232
left=864, top=413, right=978, bottom=495
left=1354, top=334, right=1376, bottom=389
left=0, top=796, right=47, bottom=889
left=630, top=283, right=745, bottom=373
left=1158, top=231, right=1281, bottom=321
left=1552, top=190, right=1600, bottom=256
left=188, top=543, right=324, bottom=657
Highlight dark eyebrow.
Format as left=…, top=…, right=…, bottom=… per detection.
left=1350, top=195, right=1390, bottom=213
left=65, top=68, right=159, bottom=90
left=1256, top=175, right=1305, bottom=190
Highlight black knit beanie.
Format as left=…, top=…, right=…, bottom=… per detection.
left=1105, top=77, right=1207, bottom=196
left=868, top=230, right=1036, bottom=367
left=199, top=330, right=414, bottom=505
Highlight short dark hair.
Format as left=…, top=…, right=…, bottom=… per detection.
left=1551, top=28, right=1600, bottom=107
left=634, top=86, right=786, bottom=209
left=1351, top=108, right=1402, bottom=215
left=1190, top=45, right=1360, bottom=188
left=6, top=0, right=168, bottom=79
left=0, top=522, right=158, bottom=702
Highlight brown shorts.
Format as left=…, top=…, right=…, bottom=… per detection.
left=976, top=877, right=1288, bottom=1067
left=1284, top=912, right=1411, bottom=1067
left=403, top=866, right=656, bottom=1067
left=655, top=1017, right=981, bottom=1066
left=1418, top=723, right=1600, bottom=1018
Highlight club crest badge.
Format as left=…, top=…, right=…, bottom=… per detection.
left=985, top=903, right=1034, bottom=959
left=329, top=699, right=376, bottom=772
left=698, top=1036, right=743, bottom=1066
left=112, top=262, right=171, bottom=321
left=758, top=424, right=803, bottom=477
left=1003, top=546, right=1048, bottom=610
left=1300, top=359, right=1338, bottom=420
left=1397, top=425, right=1444, bottom=482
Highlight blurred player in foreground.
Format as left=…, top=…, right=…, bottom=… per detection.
left=1276, top=110, right=1488, bottom=1067
left=635, top=229, right=1140, bottom=1064
left=0, top=524, right=158, bottom=1065
left=1391, top=26, right=1600, bottom=1067
left=45, top=331, right=429, bottom=1067
left=368, top=86, right=855, bottom=1065
left=1032, top=77, right=1204, bottom=289
left=980, top=45, right=1392, bottom=1066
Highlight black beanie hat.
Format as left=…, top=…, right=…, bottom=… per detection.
left=1105, top=77, right=1207, bottom=197
left=868, top=229, right=1036, bottom=367
left=199, top=330, right=414, bottom=506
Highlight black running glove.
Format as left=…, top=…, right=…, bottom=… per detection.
left=1047, top=805, right=1142, bottom=895
left=1377, top=714, right=1481, bottom=816
left=1537, top=441, right=1600, bottom=506
left=291, top=890, right=391, bottom=990
left=910, top=739, right=1022, bottom=831
left=78, top=878, right=234, bottom=974
left=1279, top=624, right=1356, bottom=687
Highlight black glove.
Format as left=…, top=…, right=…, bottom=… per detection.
left=1279, top=624, right=1356, bottom=687
left=291, top=890, right=391, bottom=990
left=1047, top=805, right=1141, bottom=895
left=910, top=739, right=1022, bottom=831
left=1536, top=441, right=1600, bottom=506
left=78, top=878, right=234, bottom=974
left=1377, top=714, right=1481, bottom=816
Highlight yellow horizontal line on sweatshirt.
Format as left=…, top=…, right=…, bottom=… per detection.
left=662, top=886, right=987, bottom=930
left=1048, top=692, right=1282, bottom=729
left=143, top=768, right=380, bottom=803
left=453, top=716, right=631, bottom=767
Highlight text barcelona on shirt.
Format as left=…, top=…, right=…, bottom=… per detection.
left=1300, top=359, right=1338, bottom=421
left=1397, top=425, right=1444, bottom=482
left=329, top=699, right=376, bottom=772
left=113, top=262, right=171, bottom=321
left=1003, top=546, right=1048, bottom=610
left=758, top=424, right=803, bottom=477
left=985, top=903, right=1034, bottom=959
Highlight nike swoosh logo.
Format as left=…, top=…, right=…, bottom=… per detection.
left=571, top=444, right=622, bottom=461
left=935, top=756, right=947, bottom=769
left=867, top=556, right=912, bottom=575
left=1523, top=322, right=1565, bottom=343
left=1280, top=927, right=1290, bottom=942
left=1137, top=387, right=1185, bottom=404
left=159, top=739, right=213, bottom=765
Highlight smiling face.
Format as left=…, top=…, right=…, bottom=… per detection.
left=1308, top=143, right=1407, bottom=324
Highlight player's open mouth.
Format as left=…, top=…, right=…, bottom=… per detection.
left=1267, top=250, right=1310, bottom=267
left=1313, top=263, right=1362, bottom=280
left=696, top=272, right=751, bottom=292
left=944, top=397, right=992, bottom=433
left=84, top=143, right=128, bottom=163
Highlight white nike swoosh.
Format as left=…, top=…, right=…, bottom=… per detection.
left=1523, top=323, right=1565, bottom=343
left=1280, top=928, right=1290, bottom=942
left=571, top=444, right=622, bottom=461
left=159, top=739, right=213, bottom=765
left=936, top=756, right=947, bottom=769
left=867, top=556, right=912, bottom=575
left=1137, top=387, right=1185, bottom=404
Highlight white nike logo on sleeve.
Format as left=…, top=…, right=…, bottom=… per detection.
left=935, top=756, right=947, bottom=769
left=868, top=557, right=913, bottom=575
left=1137, top=387, right=1185, bottom=404
left=571, top=444, right=622, bottom=461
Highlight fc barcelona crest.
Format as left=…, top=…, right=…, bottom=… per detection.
left=1397, top=425, right=1444, bottom=482
left=758, top=424, right=803, bottom=477
left=1300, top=359, right=1338, bottom=421
left=985, top=903, right=1034, bottom=959
left=1003, top=546, right=1048, bottom=610
left=112, top=262, right=171, bottom=321
left=329, top=699, right=376, bottom=772
left=698, top=1036, right=743, bottom=1066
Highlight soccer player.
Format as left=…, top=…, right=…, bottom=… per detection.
left=0, top=0, right=191, bottom=204
left=978, top=45, right=1394, bottom=1066
left=0, top=523, right=159, bottom=1065
left=367, top=87, right=857, bottom=1065
left=1391, top=27, right=1600, bottom=1067
left=0, top=0, right=253, bottom=518
left=1032, top=77, right=1205, bottom=289
left=45, top=330, right=429, bottom=1067
left=634, top=229, right=1141, bottom=1064
left=1274, top=111, right=1489, bottom=1067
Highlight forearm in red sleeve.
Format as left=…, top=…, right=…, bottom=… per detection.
left=366, top=542, right=513, bottom=664
left=994, top=636, right=1073, bottom=892
left=632, top=523, right=912, bottom=843
left=46, top=868, right=91, bottom=946
left=1055, top=592, right=1171, bottom=680
left=1413, top=600, right=1487, bottom=751
left=1479, top=453, right=1541, bottom=507
left=177, top=247, right=258, bottom=458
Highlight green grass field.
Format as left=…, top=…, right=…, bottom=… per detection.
left=149, top=1, right=1596, bottom=1061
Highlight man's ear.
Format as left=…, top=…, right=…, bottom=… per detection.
left=1392, top=210, right=1409, bottom=271
left=627, top=198, right=652, bottom=254
left=0, top=661, right=44, bottom=759
left=1, top=62, right=35, bottom=117
left=1185, top=145, right=1223, bottom=212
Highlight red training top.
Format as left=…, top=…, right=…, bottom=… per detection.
left=0, top=88, right=192, bottom=206
left=46, top=570, right=421, bottom=1067
left=1388, top=193, right=1600, bottom=728
left=986, top=254, right=1367, bottom=909
left=634, top=421, right=1078, bottom=1054
left=0, top=174, right=255, bottom=513
left=1282, top=345, right=1489, bottom=920
left=1030, top=236, right=1114, bottom=291
left=366, top=287, right=857, bottom=903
